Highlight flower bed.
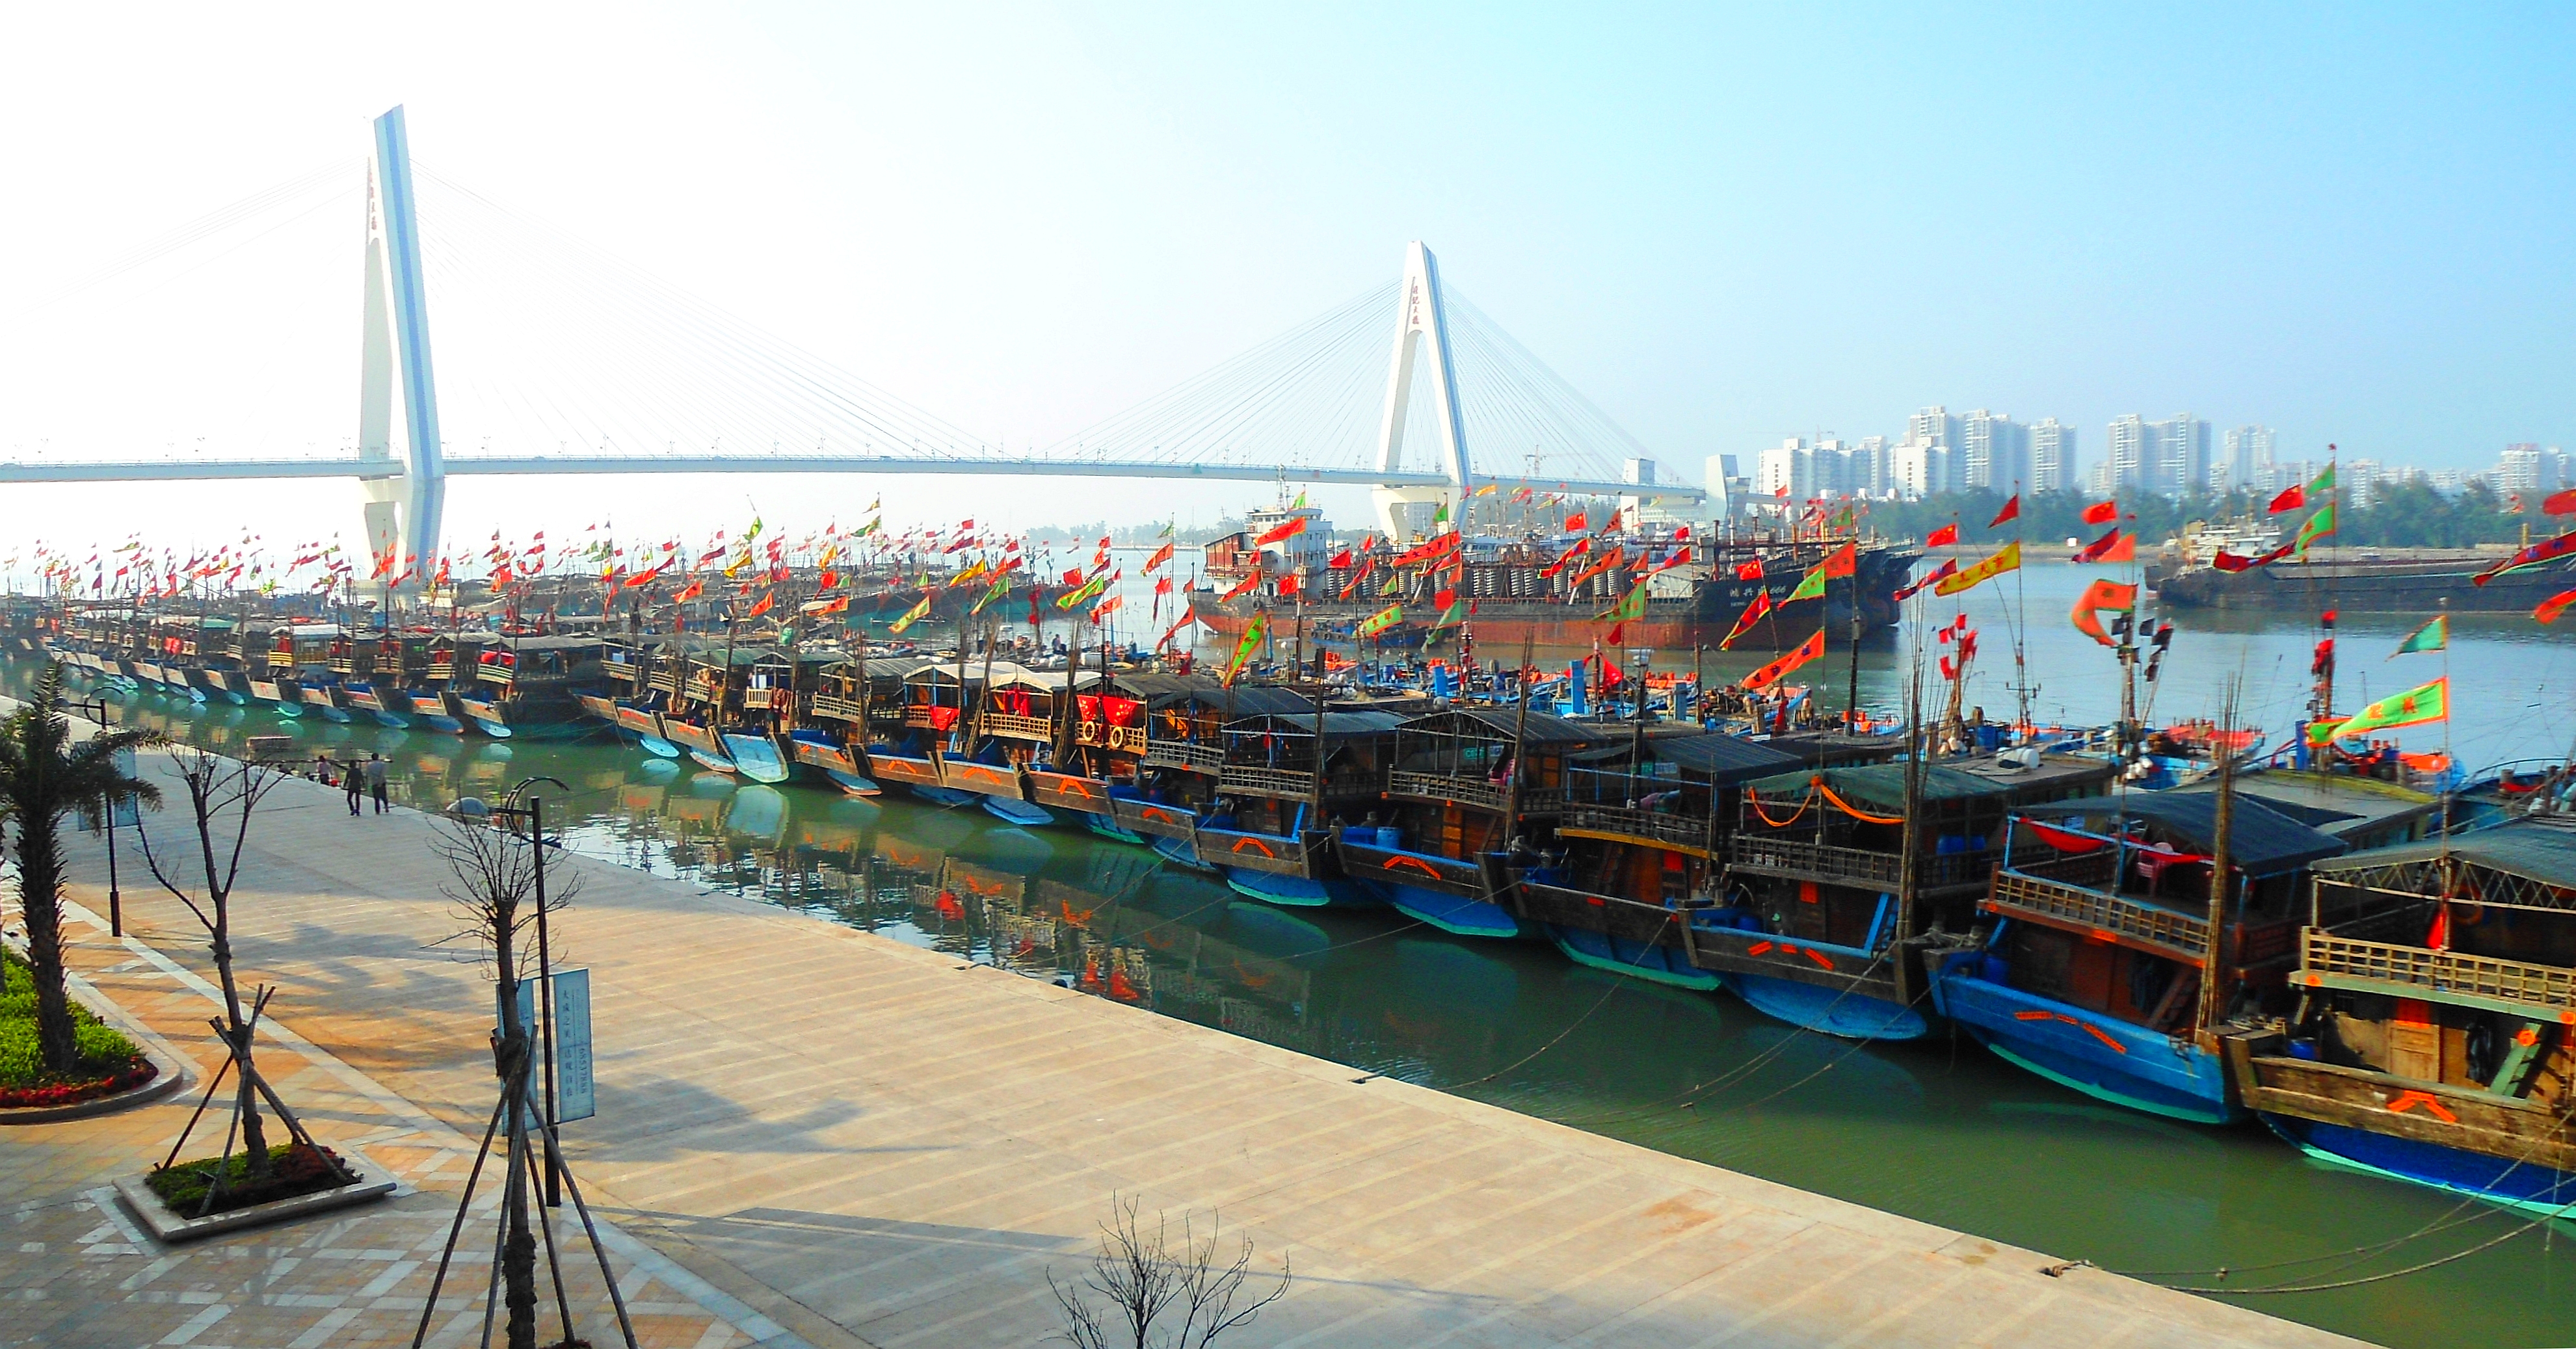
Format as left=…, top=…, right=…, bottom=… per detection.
left=1, top=949, right=155, bottom=1108
left=146, top=1142, right=358, bottom=1217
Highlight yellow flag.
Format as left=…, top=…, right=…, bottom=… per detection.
left=1933, top=542, right=2020, bottom=597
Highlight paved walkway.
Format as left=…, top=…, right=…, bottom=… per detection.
left=7, top=752, right=2370, bottom=1348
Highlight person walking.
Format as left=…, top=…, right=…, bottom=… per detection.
left=312, top=752, right=335, bottom=787
left=343, top=755, right=364, bottom=816
left=365, top=753, right=390, bottom=815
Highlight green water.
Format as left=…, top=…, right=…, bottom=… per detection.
left=27, top=623, right=2576, bottom=1346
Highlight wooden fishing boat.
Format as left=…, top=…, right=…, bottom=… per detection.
left=1710, top=753, right=2113, bottom=1038
left=2223, top=820, right=2576, bottom=1213
left=1506, top=731, right=1802, bottom=991
left=1933, top=792, right=2346, bottom=1123
left=1341, top=709, right=1616, bottom=937
left=1197, top=709, right=1398, bottom=907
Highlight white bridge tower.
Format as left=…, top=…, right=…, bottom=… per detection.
left=1370, top=241, right=1472, bottom=541
left=356, top=105, right=446, bottom=586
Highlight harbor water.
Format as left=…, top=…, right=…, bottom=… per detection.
left=20, top=577, right=2576, bottom=1347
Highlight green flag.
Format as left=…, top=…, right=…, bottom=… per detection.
left=970, top=573, right=1011, bottom=615
left=1056, top=567, right=1111, bottom=609
left=1786, top=555, right=1834, bottom=603
left=1291, top=490, right=1307, bottom=510
left=2310, top=462, right=2336, bottom=493
left=2294, top=502, right=2336, bottom=555
left=889, top=590, right=933, bottom=634
left=2390, top=614, right=2447, bottom=657
left=1355, top=603, right=1403, bottom=639
left=1598, top=578, right=1649, bottom=624
left=1429, top=598, right=1470, bottom=631
left=1433, top=499, right=1450, bottom=525
left=1221, top=610, right=1269, bottom=685
left=1379, top=571, right=1404, bottom=597
left=2322, top=677, right=2449, bottom=740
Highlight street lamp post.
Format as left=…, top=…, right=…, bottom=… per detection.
left=497, top=774, right=573, bottom=1206
left=60, top=692, right=124, bottom=936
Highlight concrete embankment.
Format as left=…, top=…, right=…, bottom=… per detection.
left=31, top=748, right=2367, bottom=1347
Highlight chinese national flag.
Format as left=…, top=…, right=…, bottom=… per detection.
left=1926, top=523, right=1959, bottom=547
left=2267, top=484, right=2305, bottom=514
left=1734, top=557, right=1763, bottom=581
left=2081, top=499, right=2119, bottom=525
left=1563, top=512, right=1587, bottom=532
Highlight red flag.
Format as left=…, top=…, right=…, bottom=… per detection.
left=2266, top=484, right=2305, bottom=514
left=1718, top=590, right=1773, bottom=651
left=2476, top=529, right=2576, bottom=586
left=1742, top=628, right=1826, bottom=690
left=1278, top=572, right=1302, bottom=597
left=1821, top=542, right=1857, bottom=578
left=1394, top=532, right=1463, bottom=566
left=1063, top=568, right=1085, bottom=586
left=1988, top=495, right=2021, bottom=529
left=1541, top=538, right=1591, bottom=578
left=1153, top=575, right=1173, bottom=596
left=2071, top=527, right=2133, bottom=564
left=1894, top=558, right=1958, bottom=600
left=817, top=568, right=839, bottom=589
left=1563, top=512, right=1587, bottom=532
left=1219, top=571, right=1262, bottom=602
left=2546, top=490, right=2576, bottom=516
left=675, top=578, right=704, bottom=601
left=1143, top=542, right=1175, bottom=573
left=1734, top=557, right=1764, bottom=581
left=1327, top=548, right=1353, bottom=568
left=1926, top=523, right=1959, bottom=547
left=747, top=592, right=775, bottom=617
left=2214, top=544, right=2293, bottom=572
left=1673, top=527, right=1691, bottom=542
left=2538, top=589, right=2576, bottom=624
left=1255, top=516, right=1309, bottom=546
left=2081, top=499, right=2118, bottom=525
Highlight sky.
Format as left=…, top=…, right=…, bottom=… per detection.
left=1, top=4, right=2571, bottom=561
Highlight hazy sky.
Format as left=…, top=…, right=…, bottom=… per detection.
left=1, top=5, right=2570, bottom=558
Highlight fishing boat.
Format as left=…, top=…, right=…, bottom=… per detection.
left=1340, top=708, right=1617, bottom=937
left=1712, top=753, right=2114, bottom=1038
left=2223, top=819, right=2576, bottom=1214
left=1507, top=730, right=1803, bottom=990
left=1933, top=791, right=2346, bottom=1123
left=1199, top=710, right=1401, bottom=907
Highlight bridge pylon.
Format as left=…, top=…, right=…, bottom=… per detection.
left=1370, top=241, right=1471, bottom=542
left=356, top=105, right=446, bottom=589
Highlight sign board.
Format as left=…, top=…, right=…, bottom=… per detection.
left=496, top=967, right=596, bottom=1123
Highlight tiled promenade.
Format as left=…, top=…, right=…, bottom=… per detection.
left=3, top=753, right=2369, bottom=1347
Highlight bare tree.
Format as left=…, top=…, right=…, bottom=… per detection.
left=1050, top=1194, right=1290, bottom=1349
left=133, top=747, right=346, bottom=1199
left=415, top=813, right=632, bottom=1349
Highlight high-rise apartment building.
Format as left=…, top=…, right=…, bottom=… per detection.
left=1959, top=410, right=2030, bottom=491
left=2106, top=412, right=2212, bottom=495
left=2030, top=418, right=2075, bottom=493
left=2497, top=443, right=2571, bottom=495
left=2222, top=425, right=2276, bottom=491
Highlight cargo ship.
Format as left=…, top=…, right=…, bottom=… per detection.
left=2151, top=523, right=2576, bottom=613
left=1186, top=507, right=1919, bottom=651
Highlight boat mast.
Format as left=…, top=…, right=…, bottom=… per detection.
left=2196, top=677, right=2240, bottom=1045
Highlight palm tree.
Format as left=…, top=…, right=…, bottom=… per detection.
left=0, top=664, right=157, bottom=1073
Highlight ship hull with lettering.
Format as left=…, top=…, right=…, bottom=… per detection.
left=1189, top=541, right=1919, bottom=653
left=2151, top=551, right=2576, bottom=613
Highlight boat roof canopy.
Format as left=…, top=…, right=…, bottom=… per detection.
left=1749, top=754, right=2114, bottom=811
left=1398, top=707, right=1615, bottom=746
left=1225, top=711, right=1405, bottom=740
left=2016, top=792, right=2347, bottom=874
left=1616, top=732, right=1804, bottom=785
left=2313, top=816, right=2576, bottom=891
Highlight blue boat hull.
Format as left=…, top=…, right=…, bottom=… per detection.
left=826, top=768, right=883, bottom=796
left=1371, top=881, right=1530, bottom=939
left=2258, top=1112, right=2576, bottom=1216
left=721, top=733, right=791, bottom=785
left=1548, top=924, right=1720, bottom=991
left=983, top=796, right=1056, bottom=827
left=1151, top=834, right=1220, bottom=873
left=1083, top=812, right=1147, bottom=845
left=1726, top=969, right=1931, bottom=1040
left=1933, top=959, right=2237, bottom=1123
left=1223, top=866, right=1369, bottom=908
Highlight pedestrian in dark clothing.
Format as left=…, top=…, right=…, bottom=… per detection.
left=343, top=757, right=364, bottom=815
left=366, top=753, right=390, bottom=815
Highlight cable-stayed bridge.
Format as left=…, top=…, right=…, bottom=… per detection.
left=1, top=107, right=1699, bottom=571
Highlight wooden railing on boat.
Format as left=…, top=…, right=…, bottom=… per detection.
left=1143, top=741, right=1224, bottom=774
left=1558, top=805, right=1712, bottom=856
left=1731, top=835, right=1989, bottom=892
left=1985, top=869, right=2206, bottom=962
left=2297, top=932, right=2576, bottom=1015
left=810, top=693, right=868, bottom=724
left=1076, top=722, right=1148, bottom=754
left=979, top=712, right=1056, bottom=742
left=1385, top=771, right=1509, bottom=811
left=1215, top=765, right=1384, bottom=800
